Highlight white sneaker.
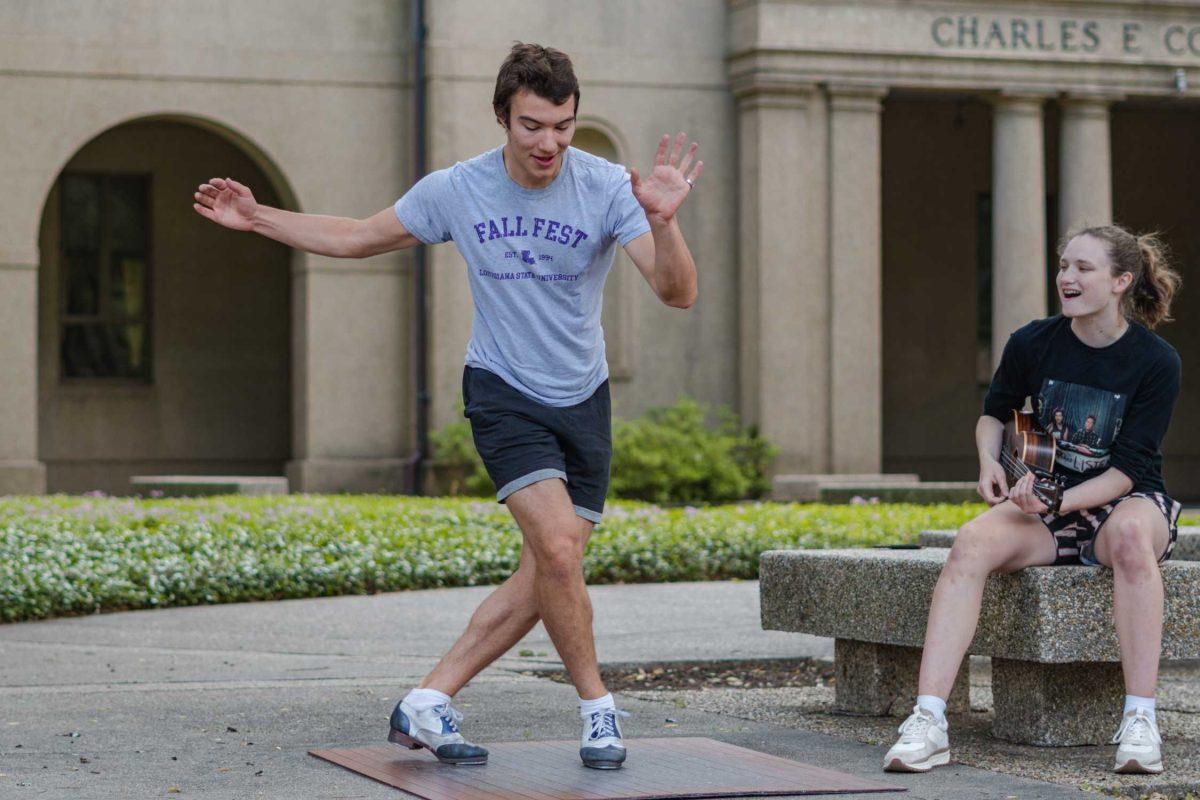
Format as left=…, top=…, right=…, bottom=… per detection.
left=1112, top=709, right=1163, bottom=774
left=388, top=699, right=488, bottom=765
left=580, top=708, right=630, bottom=769
left=882, top=706, right=950, bottom=773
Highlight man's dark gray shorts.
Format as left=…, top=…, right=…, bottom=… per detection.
left=462, top=366, right=611, bottom=523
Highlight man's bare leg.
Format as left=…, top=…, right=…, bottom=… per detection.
left=396, top=477, right=618, bottom=766
left=417, top=479, right=599, bottom=697
left=389, top=479, right=597, bottom=764
left=499, top=479, right=625, bottom=769
left=418, top=545, right=543, bottom=696
left=503, top=479, right=605, bottom=699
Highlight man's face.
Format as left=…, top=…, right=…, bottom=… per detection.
left=1085, top=417, right=1095, bottom=431
left=500, top=89, right=576, bottom=187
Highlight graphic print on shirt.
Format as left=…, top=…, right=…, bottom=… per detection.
left=472, top=215, right=593, bottom=284
left=1034, top=378, right=1128, bottom=475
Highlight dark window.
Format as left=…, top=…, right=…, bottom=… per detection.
left=975, top=193, right=993, bottom=363
left=59, top=173, right=152, bottom=380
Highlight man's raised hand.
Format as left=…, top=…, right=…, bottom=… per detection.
left=193, top=177, right=258, bottom=232
left=630, top=132, right=703, bottom=223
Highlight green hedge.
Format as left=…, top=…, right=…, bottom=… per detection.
left=5, top=496, right=1191, bottom=624
left=430, top=397, right=778, bottom=504
left=1, top=495, right=999, bottom=623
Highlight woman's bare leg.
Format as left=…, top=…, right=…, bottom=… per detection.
left=1091, top=498, right=1171, bottom=697
left=917, top=502, right=1058, bottom=698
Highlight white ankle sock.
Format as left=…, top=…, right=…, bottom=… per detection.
left=916, top=694, right=947, bottom=723
left=405, top=687, right=452, bottom=711
left=1124, top=695, right=1156, bottom=725
left=580, top=693, right=616, bottom=718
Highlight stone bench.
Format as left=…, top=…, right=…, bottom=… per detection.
left=130, top=475, right=289, bottom=497
left=771, top=473, right=919, bottom=503
left=815, top=481, right=978, bottom=504
left=919, top=527, right=1200, bottom=561
left=760, top=547, right=1200, bottom=745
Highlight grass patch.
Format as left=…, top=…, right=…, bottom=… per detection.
left=3, top=495, right=1192, bottom=623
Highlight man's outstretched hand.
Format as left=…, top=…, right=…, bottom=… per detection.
left=193, top=177, right=258, bottom=231
left=630, top=132, right=703, bottom=223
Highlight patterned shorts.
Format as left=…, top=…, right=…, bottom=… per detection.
left=1040, top=491, right=1182, bottom=566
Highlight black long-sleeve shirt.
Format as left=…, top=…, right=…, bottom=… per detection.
left=983, top=316, right=1181, bottom=494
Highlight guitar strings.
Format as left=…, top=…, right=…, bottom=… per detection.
left=999, top=449, right=1032, bottom=477
left=999, top=448, right=1061, bottom=506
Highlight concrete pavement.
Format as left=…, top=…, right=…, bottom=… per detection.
left=0, top=581, right=1107, bottom=799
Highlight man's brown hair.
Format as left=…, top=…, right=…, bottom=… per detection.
left=493, top=43, right=580, bottom=127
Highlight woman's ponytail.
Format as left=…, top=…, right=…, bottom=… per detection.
left=1132, top=232, right=1181, bottom=329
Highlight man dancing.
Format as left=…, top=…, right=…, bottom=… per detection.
left=193, top=42, right=702, bottom=769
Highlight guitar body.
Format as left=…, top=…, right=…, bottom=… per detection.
left=1002, top=411, right=1065, bottom=510
left=1004, top=411, right=1057, bottom=481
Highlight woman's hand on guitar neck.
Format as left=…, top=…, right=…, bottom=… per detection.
left=977, top=457, right=1009, bottom=506
left=1009, top=472, right=1050, bottom=515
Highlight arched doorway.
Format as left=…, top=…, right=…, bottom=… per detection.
left=37, top=119, right=293, bottom=493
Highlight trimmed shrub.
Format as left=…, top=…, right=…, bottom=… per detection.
left=427, top=414, right=492, bottom=496
left=610, top=398, right=776, bottom=504
left=430, top=397, right=777, bottom=504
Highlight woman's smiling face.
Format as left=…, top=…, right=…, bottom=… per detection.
left=1057, top=234, right=1133, bottom=319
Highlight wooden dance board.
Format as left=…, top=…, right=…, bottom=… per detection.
left=309, top=737, right=905, bottom=799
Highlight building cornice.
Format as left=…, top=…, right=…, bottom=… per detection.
left=730, top=0, right=1200, bottom=12
left=730, top=71, right=819, bottom=105
left=729, top=0, right=1200, bottom=99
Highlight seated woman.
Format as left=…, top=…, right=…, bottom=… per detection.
left=884, top=224, right=1182, bottom=775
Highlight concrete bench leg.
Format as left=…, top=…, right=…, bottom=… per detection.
left=834, top=640, right=969, bottom=717
left=991, top=659, right=1123, bottom=745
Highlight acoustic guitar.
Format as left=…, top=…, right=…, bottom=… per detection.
left=1001, top=410, right=1065, bottom=513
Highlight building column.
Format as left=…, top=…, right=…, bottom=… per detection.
left=0, top=253, right=47, bottom=494
left=734, top=77, right=829, bottom=474
left=828, top=86, right=886, bottom=474
left=991, top=93, right=1048, bottom=366
left=1059, top=94, right=1116, bottom=238
left=286, top=251, right=411, bottom=493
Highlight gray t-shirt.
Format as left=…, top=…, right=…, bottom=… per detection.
left=394, top=146, right=650, bottom=407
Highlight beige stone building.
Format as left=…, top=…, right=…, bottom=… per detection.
left=2, top=1, right=1197, bottom=497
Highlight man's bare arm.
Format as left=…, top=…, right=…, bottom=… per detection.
left=193, top=177, right=419, bottom=258
left=623, top=133, right=704, bottom=309
left=624, top=225, right=696, bottom=309
left=251, top=205, right=420, bottom=258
